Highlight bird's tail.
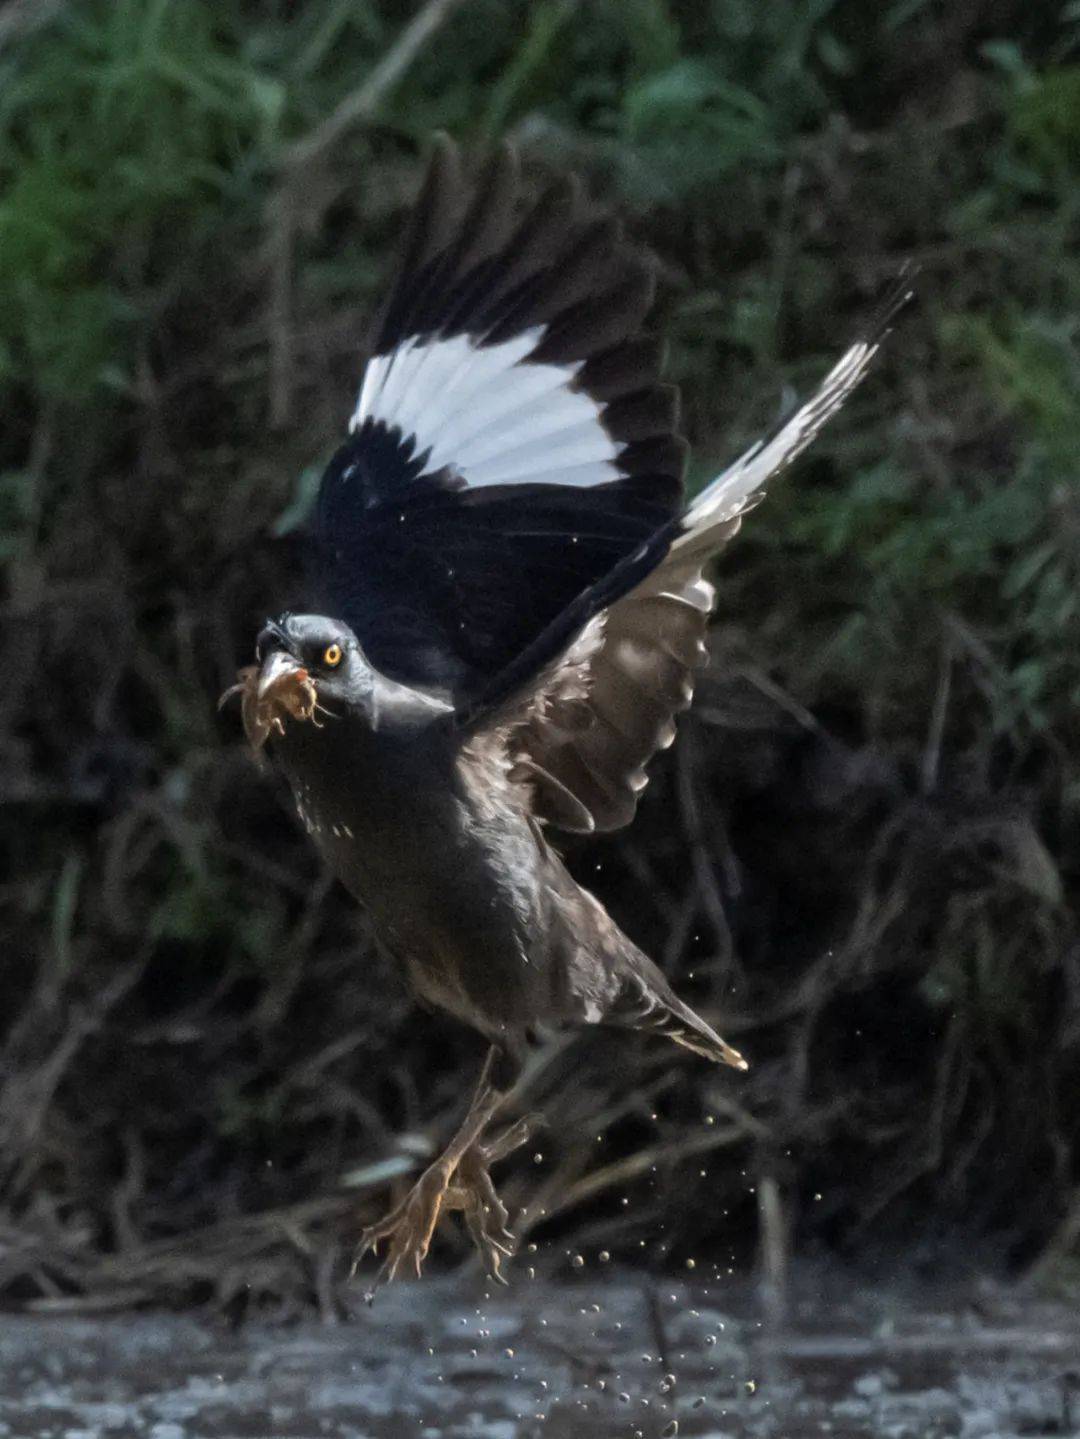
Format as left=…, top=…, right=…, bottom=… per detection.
left=645, top=990, right=748, bottom=1071
left=609, top=954, right=748, bottom=1071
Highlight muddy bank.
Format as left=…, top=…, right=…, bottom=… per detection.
left=0, top=1270, right=1076, bottom=1437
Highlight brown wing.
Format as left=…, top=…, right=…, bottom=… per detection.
left=503, top=523, right=735, bottom=832
left=498, top=290, right=914, bottom=831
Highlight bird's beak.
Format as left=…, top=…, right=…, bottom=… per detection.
left=258, top=649, right=308, bottom=705
left=219, top=651, right=319, bottom=751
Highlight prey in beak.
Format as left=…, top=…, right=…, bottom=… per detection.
left=219, top=651, right=321, bottom=751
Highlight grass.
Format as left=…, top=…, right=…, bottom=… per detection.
left=1, top=0, right=1078, bottom=1311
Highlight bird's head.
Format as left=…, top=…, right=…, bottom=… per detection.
left=220, top=613, right=371, bottom=751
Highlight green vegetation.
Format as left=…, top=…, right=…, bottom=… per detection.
left=1, top=0, right=1078, bottom=1309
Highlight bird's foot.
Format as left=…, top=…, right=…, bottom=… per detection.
left=455, top=1113, right=538, bottom=1286
left=353, top=1113, right=540, bottom=1298
left=352, top=1159, right=452, bottom=1295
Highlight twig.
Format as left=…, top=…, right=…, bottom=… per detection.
left=921, top=627, right=953, bottom=794
left=644, top=1280, right=673, bottom=1374
left=0, top=0, right=65, bottom=54
left=1024, top=1184, right=1080, bottom=1289
left=675, top=728, right=736, bottom=977
left=282, top=0, right=469, bottom=174
left=266, top=187, right=297, bottom=429
left=736, top=663, right=827, bottom=736
left=521, top=1126, right=752, bottom=1231
left=268, top=0, right=470, bottom=425
left=756, top=1172, right=789, bottom=1320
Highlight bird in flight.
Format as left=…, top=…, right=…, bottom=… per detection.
left=223, top=138, right=906, bottom=1293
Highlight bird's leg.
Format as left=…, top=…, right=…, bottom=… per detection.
left=354, top=1046, right=538, bottom=1295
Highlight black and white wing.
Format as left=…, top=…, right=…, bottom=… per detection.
left=497, top=281, right=913, bottom=832
left=314, top=139, right=685, bottom=702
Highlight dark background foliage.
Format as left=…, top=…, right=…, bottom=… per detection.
left=2, top=0, right=1078, bottom=1312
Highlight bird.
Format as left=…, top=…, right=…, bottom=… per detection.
left=222, top=138, right=908, bottom=1293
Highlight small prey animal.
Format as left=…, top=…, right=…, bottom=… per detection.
left=223, top=139, right=908, bottom=1292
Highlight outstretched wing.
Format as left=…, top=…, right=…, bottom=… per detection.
left=314, top=138, right=685, bottom=700
left=496, top=286, right=913, bottom=832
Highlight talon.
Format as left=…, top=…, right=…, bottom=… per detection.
left=352, top=1125, right=527, bottom=1288
left=351, top=1166, right=451, bottom=1293
left=350, top=1231, right=379, bottom=1278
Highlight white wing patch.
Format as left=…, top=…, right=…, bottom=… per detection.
left=350, top=329, right=618, bottom=491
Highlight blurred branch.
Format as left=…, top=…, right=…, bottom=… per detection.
left=268, top=0, right=470, bottom=426
left=282, top=0, right=470, bottom=175
left=0, top=0, right=65, bottom=55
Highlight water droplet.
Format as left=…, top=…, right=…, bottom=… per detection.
left=685, top=1257, right=696, bottom=1270
left=662, top=1423, right=679, bottom=1438
left=571, top=1253, right=585, bottom=1269
left=599, top=1250, right=611, bottom=1262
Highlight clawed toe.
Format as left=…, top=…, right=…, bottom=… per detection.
left=462, top=1197, right=515, bottom=1283
left=351, top=1114, right=538, bottom=1294
left=454, top=1131, right=532, bottom=1283
left=351, top=1165, right=450, bottom=1299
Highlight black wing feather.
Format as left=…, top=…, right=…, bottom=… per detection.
left=313, top=139, right=685, bottom=701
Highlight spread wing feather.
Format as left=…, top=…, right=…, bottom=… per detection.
left=314, top=138, right=685, bottom=700
left=494, top=275, right=914, bottom=831
left=317, top=135, right=909, bottom=809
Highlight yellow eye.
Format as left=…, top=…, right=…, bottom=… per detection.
left=322, top=642, right=343, bottom=669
